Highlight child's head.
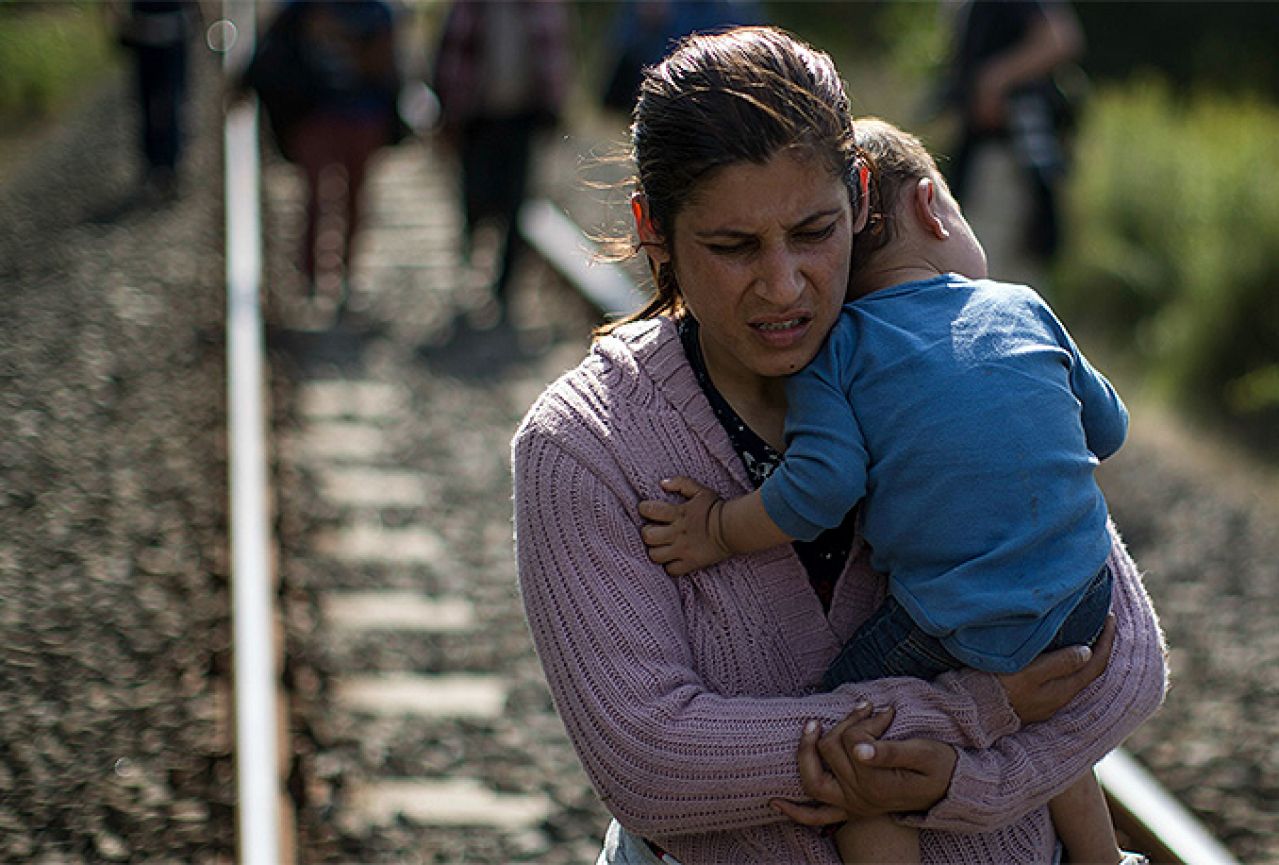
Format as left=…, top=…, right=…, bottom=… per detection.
left=849, top=118, right=986, bottom=289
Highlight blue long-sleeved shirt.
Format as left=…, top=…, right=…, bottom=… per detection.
left=760, top=274, right=1127, bottom=672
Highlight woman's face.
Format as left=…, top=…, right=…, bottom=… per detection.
left=642, top=151, right=855, bottom=392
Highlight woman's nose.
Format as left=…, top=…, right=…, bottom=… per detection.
left=753, top=249, right=805, bottom=304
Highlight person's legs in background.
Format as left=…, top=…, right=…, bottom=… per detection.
left=135, top=40, right=186, bottom=197
left=337, top=113, right=391, bottom=301
left=289, top=113, right=342, bottom=297
left=490, top=114, right=535, bottom=309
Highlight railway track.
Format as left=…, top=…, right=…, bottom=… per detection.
left=217, top=5, right=1242, bottom=864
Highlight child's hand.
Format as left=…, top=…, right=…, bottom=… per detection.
left=638, top=477, right=731, bottom=576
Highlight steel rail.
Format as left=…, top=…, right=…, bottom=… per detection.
left=518, top=196, right=1240, bottom=865
left=222, top=2, right=288, bottom=864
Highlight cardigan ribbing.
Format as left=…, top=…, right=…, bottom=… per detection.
left=512, top=316, right=1167, bottom=864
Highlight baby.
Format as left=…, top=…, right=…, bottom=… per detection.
left=641, top=118, right=1128, bottom=864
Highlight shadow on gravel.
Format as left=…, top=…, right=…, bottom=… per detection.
left=82, top=185, right=177, bottom=225
left=415, top=312, right=548, bottom=381
left=267, top=315, right=387, bottom=374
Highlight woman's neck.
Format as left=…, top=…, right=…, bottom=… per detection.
left=699, top=333, right=789, bottom=450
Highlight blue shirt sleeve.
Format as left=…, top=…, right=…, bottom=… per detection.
left=1040, top=300, right=1128, bottom=460
left=760, top=317, right=869, bottom=541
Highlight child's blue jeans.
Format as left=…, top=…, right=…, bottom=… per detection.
left=822, top=562, right=1114, bottom=689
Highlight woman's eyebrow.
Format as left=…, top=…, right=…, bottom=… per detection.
left=693, top=207, right=845, bottom=239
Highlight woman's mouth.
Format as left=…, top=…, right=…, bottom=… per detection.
left=749, top=315, right=811, bottom=346
left=754, top=318, right=805, bottom=332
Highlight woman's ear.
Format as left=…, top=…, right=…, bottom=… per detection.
left=912, top=177, right=950, bottom=241
left=852, top=163, right=871, bottom=233
left=632, top=193, right=670, bottom=264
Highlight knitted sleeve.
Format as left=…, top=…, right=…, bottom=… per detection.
left=515, top=431, right=803, bottom=837
left=904, top=522, right=1169, bottom=832
left=513, top=420, right=1023, bottom=840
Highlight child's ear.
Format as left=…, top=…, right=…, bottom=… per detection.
left=912, top=177, right=951, bottom=241
left=632, top=193, right=671, bottom=264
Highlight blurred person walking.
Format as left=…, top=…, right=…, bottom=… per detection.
left=599, top=0, right=763, bottom=114
left=430, top=0, right=571, bottom=322
left=111, top=0, right=203, bottom=200
left=938, top=0, right=1084, bottom=260
left=242, top=0, right=404, bottom=308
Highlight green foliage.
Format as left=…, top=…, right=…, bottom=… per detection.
left=0, top=4, right=115, bottom=121
left=1054, top=78, right=1279, bottom=422
left=1073, top=2, right=1279, bottom=100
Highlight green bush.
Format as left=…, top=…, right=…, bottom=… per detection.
left=0, top=4, right=115, bottom=120
left=1054, top=78, right=1279, bottom=423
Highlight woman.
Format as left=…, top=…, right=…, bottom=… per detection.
left=512, top=27, right=1165, bottom=863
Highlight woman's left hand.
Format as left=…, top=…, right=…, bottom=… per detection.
left=771, top=704, right=957, bottom=825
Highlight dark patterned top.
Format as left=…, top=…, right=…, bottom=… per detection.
left=678, top=317, right=855, bottom=610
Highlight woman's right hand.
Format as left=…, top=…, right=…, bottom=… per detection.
left=771, top=704, right=957, bottom=825
left=998, top=614, right=1115, bottom=724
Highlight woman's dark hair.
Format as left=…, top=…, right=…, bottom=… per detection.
left=598, top=26, right=860, bottom=334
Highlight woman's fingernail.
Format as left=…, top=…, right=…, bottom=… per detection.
left=804, top=719, right=819, bottom=735
left=854, top=743, right=875, bottom=761
left=854, top=698, right=871, bottom=712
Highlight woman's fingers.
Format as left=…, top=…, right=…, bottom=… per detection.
left=816, top=702, right=883, bottom=780
left=1001, top=613, right=1116, bottom=723
left=795, top=720, right=841, bottom=803
left=833, top=704, right=893, bottom=738
left=836, top=705, right=893, bottom=756
left=843, top=738, right=958, bottom=813
left=1083, top=613, right=1116, bottom=677
left=769, top=797, right=848, bottom=827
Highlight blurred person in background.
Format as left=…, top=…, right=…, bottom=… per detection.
left=111, top=0, right=205, bottom=201
left=600, top=0, right=764, bottom=114
left=242, top=0, right=404, bottom=309
left=430, top=0, right=571, bottom=324
left=938, top=0, right=1084, bottom=260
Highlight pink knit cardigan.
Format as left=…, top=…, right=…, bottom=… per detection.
left=513, top=317, right=1167, bottom=864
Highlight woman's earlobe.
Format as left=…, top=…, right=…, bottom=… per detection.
left=852, top=163, right=871, bottom=233
left=632, top=193, right=670, bottom=262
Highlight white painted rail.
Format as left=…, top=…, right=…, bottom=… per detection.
left=1099, top=748, right=1240, bottom=865
left=222, top=2, right=287, bottom=864
left=518, top=197, right=647, bottom=319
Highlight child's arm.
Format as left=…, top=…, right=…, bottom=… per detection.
left=639, top=477, right=793, bottom=576
left=1037, top=295, right=1128, bottom=459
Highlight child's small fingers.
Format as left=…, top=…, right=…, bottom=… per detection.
left=638, top=500, right=673, bottom=521
left=661, top=476, right=708, bottom=499
left=664, top=561, right=692, bottom=577
left=640, top=524, right=676, bottom=546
